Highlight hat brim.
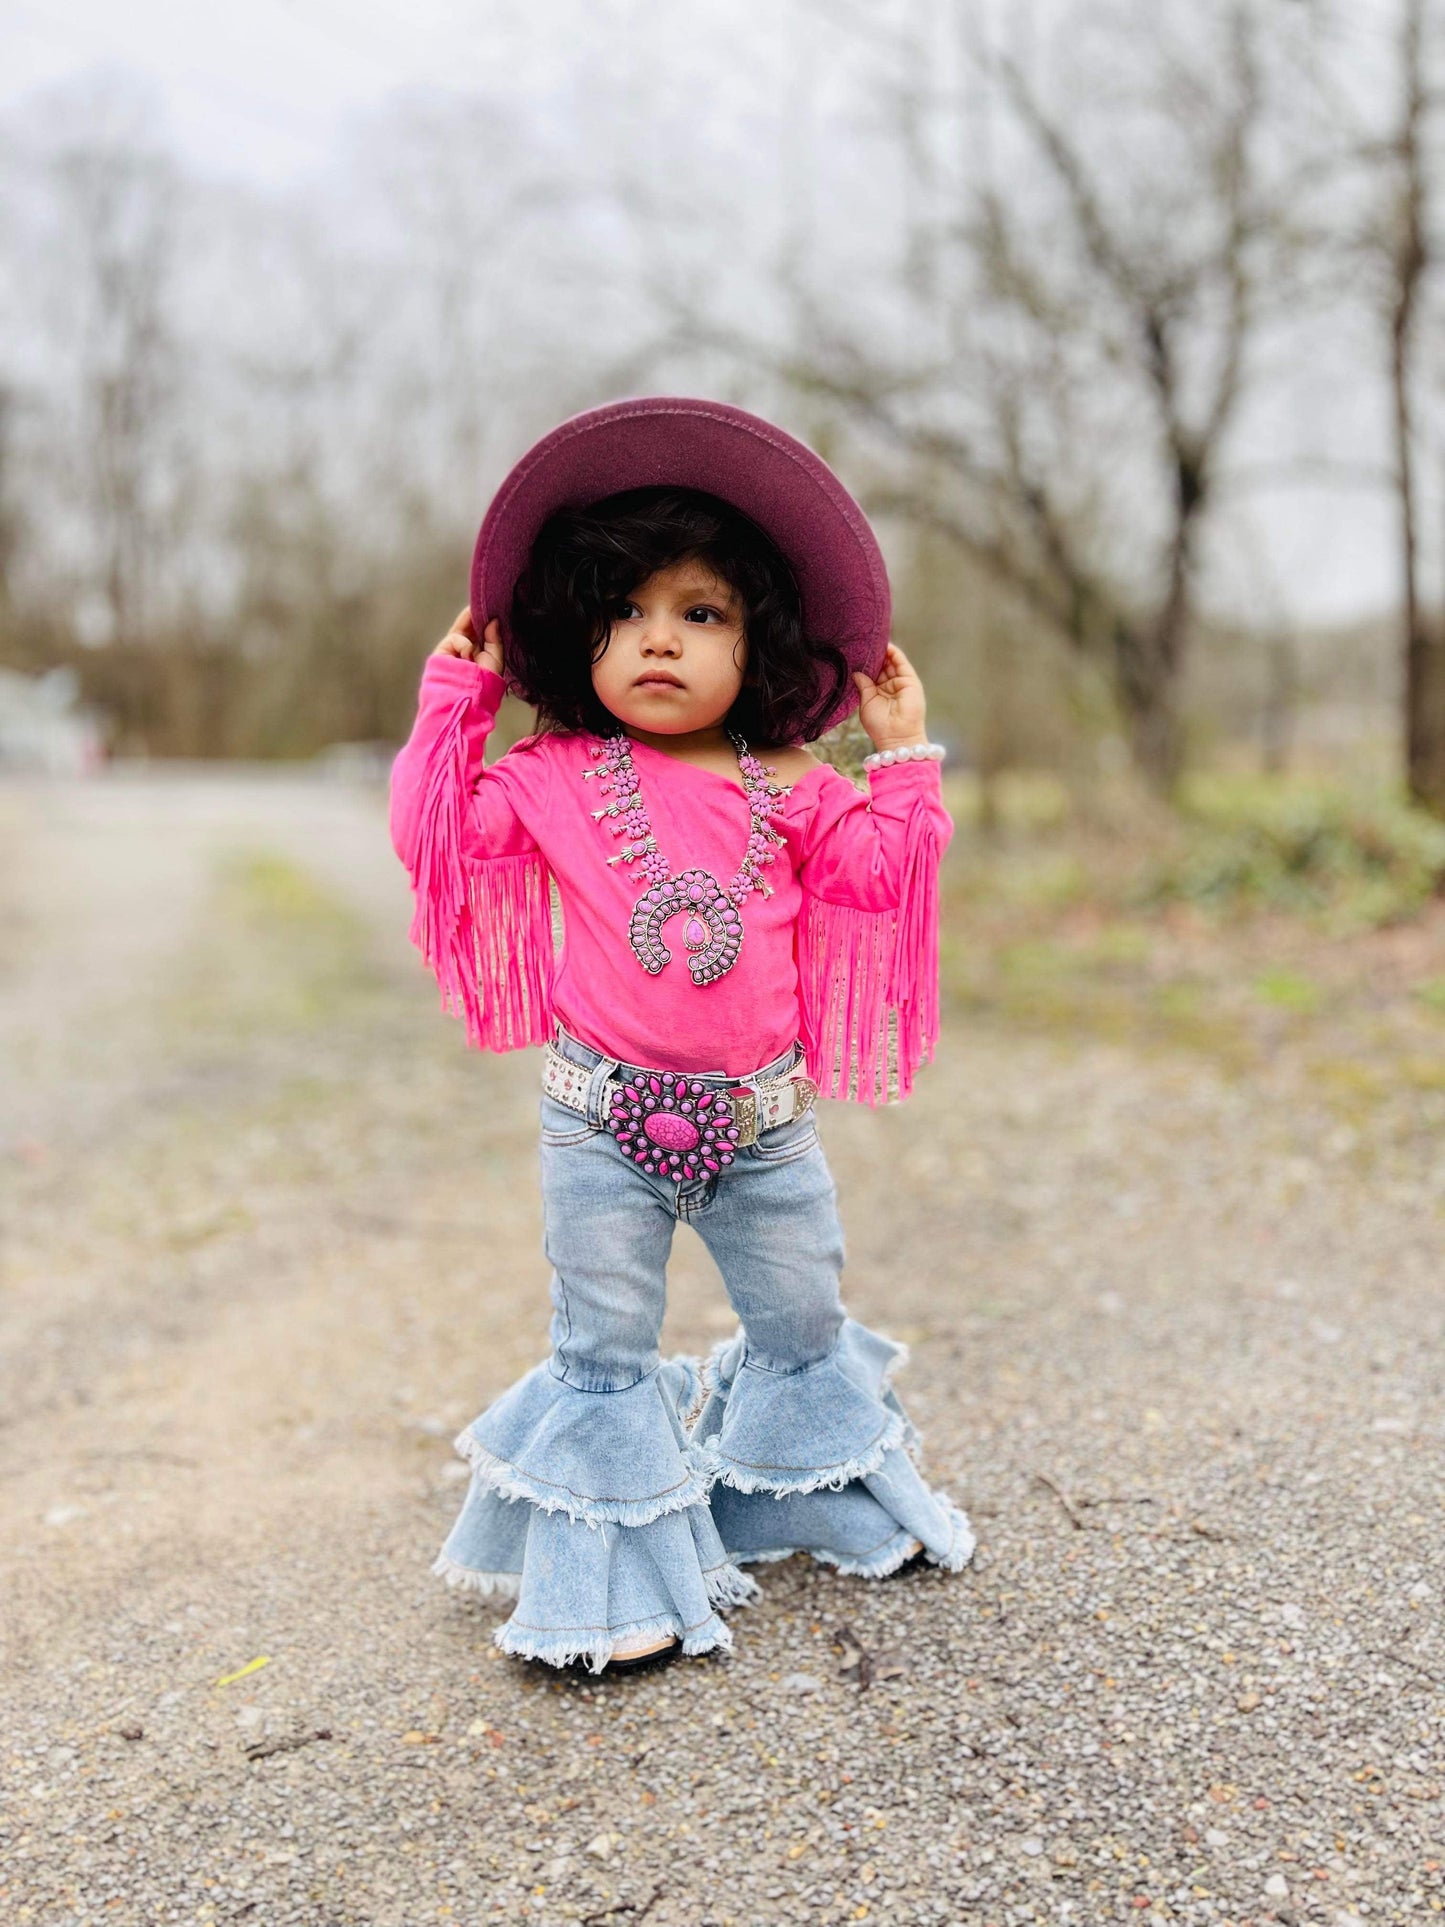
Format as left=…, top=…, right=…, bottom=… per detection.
left=470, top=395, right=891, bottom=738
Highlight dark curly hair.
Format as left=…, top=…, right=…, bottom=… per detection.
left=499, top=485, right=851, bottom=748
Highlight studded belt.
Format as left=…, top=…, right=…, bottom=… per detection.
left=541, top=1040, right=818, bottom=1177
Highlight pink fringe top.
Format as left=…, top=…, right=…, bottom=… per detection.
left=388, top=652, right=954, bottom=1103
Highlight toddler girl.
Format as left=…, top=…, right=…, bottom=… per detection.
left=388, top=397, right=974, bottom=1676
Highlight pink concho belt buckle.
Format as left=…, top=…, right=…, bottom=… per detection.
left=605, top=1070, right=745, bottom=1179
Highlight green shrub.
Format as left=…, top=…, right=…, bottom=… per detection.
left=1130, top=777, right=1445, bottom=928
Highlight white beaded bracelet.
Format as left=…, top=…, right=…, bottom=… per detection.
left=862, top=741, right=947, bottom=771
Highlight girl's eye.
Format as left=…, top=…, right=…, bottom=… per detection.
left=612, top=602, right=728, bottom=624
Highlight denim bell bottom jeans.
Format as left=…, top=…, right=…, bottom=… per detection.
left=431, top=1022, right=975, bottom=1672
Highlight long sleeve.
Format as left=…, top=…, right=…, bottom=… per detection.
left=388, top=652, right=538, bottom=867
left=793, top=759, right=954, bottom=1107
left=794, top=759, right=954, bottom=909
left=387, top=651, right=556, bottom=1053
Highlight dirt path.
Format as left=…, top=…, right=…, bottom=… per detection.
left=1, top=770, right=1441, bottom=1927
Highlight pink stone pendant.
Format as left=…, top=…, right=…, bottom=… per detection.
left=627, top=867, right=744, bottom=984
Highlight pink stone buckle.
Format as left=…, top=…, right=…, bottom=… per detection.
left=605, top=1069, right=742, bottom=1180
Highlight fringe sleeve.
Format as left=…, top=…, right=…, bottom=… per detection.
left=794, top=761, right=952, bottom=1105
left=388, top=654, right=556, bottom=1053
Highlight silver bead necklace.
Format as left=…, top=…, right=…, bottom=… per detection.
left=581, top=727, right=792, bottom=984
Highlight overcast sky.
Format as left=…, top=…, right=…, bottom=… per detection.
left=4, top=0, right=673, bottom=190
left=2, top=0, right=1427, bottom=628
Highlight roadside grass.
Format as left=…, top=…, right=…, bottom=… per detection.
left=938, top=768, right=1445, bottom=1130
left=118, top=848, right=403, bottom=1217
left=150, top=822, right=1445, bottom=1154
left=31, top=841, right=486, bottom=1278
left=4, top=838, right=399, bottom=1273
left=163, top=848, right=388, bottom=1041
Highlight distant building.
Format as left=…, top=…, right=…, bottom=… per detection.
left=0, top=666, right=107, bottom=776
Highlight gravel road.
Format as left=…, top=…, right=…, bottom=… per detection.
left=1, top=767, right=1441, bottom=1927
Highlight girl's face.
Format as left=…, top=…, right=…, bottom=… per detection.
left=590, top=559, right=748, bottom=743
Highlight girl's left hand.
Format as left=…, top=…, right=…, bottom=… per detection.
left=853, top=642, right=928, bottom=750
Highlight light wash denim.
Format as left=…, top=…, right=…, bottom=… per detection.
left=431, top=1020, right=975, bottom=1672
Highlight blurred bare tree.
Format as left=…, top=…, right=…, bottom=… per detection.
left=0, top=386, right=21, bottom=636
left=0, top=65, right=610, bottom=755
left=65, top=140, right=179, bottom=658
left=42, top=83, right=188, bottom=749
left=0, top=0, right=1439, bottom=794
left=672, top=0, right=1328, bottom=797
left=1376, top=0, right=1445, bottom=812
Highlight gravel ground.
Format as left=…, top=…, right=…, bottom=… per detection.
left=1, top=768, right=1442, bottom=1927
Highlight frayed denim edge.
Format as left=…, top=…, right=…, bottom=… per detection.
left=704, top=1560, right=764, bottom=1608
left=698, top=1329, right=742, bottom=1397
left=494, top=1607, right=735, bottom=1676
left=731, top=1540, right=926, bottom=1578
left=815, top=1499, right=976, bottom=1577
left=431, top=1554, right=761, bottom=1611
left=696, top=1403, right=910, bottom=1497
left=728, top=1498, right=977, bottom=1578
left=430, top=1549, right=522, bottom=1600
left=450, top=1426, right=714, bottom=1529
left=697, top=1330, right=926, bottom=1473
left=927, top=1495, right=979, bottom=1571
left=815, top=1536, right=919, bottom=1578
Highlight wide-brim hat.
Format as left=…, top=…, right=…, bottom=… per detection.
left=470, top=394, right=891, bottom=737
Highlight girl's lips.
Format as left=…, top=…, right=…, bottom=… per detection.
left=636, top=676, right=684, bottom=688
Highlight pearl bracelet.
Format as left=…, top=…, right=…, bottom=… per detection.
left=862, top=741, right=947, bottom=771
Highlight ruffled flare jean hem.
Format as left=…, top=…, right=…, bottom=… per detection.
left=428, top=1355, right=762, bottom=1674
left=691, top=1316, right=976, bottom=1580
left=430, top=1320, right=973, bottom=1671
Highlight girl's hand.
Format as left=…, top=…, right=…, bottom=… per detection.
left=853, top=642, right=928, bottom=750
left=432, top=608, right=504, bottom=676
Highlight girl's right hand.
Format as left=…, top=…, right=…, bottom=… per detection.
left=432, top=607, right=504, bottom=676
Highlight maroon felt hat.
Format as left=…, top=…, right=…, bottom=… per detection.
left=470, top=395, right=891, bottom=737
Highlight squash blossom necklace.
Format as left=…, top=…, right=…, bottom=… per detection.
left=582, top=725, right=792, bottom=984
